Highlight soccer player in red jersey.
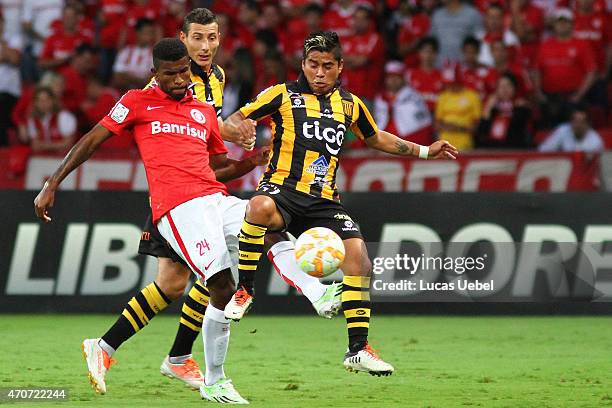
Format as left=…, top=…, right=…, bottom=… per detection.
left=34, top=38, right=253, bottom=403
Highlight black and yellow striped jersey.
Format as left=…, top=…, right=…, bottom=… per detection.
left=240, top=74, right=378, bottom=201
left=145, top=60, right=225, bottom=117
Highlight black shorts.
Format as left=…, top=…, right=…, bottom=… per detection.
left=138, top=213, right=187, bottom=266
left=253, top=182, right=363, bottom=240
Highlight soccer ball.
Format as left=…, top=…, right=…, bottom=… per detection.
left=294, top=227, right=345, bottom=278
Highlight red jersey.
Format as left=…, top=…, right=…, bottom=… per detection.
left=397, top=13, right=430, bottom=68
left=99, top=86, right=228, bottom=222
left=573, top=11, right=611, bottom=72
left=406, top=68, right=443, bottom=112
left=59, top=65, right=89, bottom=113
left=342, top=31, right=385, bottom=100
left=40, top=31, right=90, bottom=65
left=99, top=0, right=128, bottom=48
left=461, top=65, right=496, bottom=99
left=536, top=37, right=597, bottom=93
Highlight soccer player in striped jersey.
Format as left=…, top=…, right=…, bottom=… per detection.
left=63, top=8, right=341, bottom=394
left=224, top=31, right=458, bottom=376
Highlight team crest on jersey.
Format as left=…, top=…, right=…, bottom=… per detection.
left=342, top=100, right=353, bottom=117
left=190, top=109, right=206, bottom=124
left=291, top=95, right=305, bottom=108
left=110, top=102, right=129, bottom=123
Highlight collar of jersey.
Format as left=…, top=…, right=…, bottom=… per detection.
left=152, top=84, right=194, bottom=103
left=296, top=72, right=340, bottom=98
left=190, top=60, right=214, bottom=83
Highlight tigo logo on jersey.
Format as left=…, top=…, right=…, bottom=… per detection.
left=307, top=156, right=329, bottom=176
left=110, top=102, right=129, bottom=123
left=151, top=121, right=207, bottom=141
left=302, top=121, right=345, bottom=155
left=190, top=109, right=206, bottom=124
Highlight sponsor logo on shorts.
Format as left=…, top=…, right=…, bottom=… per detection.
left=341, top=219, right=358, bottom=232
left=140, top=231, right=151, bottom=241
left=333, top=213, right=353, bottom=221
left=259, top=183, right=280, bottom=195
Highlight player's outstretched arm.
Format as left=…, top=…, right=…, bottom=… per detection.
left=221, top=112, right=256, bottom=151
left=34, top=124, right=114, bottom=222
left=365, top=129, right=458, bottom=160
left=210, top=146, right=271, bottom=182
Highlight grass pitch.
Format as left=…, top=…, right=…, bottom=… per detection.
left=0, top=315, right=610, bottom=407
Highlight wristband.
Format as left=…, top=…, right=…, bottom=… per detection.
left=418, top=145, right=429, bottom=159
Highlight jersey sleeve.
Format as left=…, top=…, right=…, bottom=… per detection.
left=239, top=84, right=285, bottom=121
left=349, top=94, right=379, bottom=140
left=99, top=90, right=140, bottom=135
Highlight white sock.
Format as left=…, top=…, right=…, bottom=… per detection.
left=202, top=305, right=230, bottom=386
left=268, top=241, right=327, bottom=303
left=98, top=339, right=115, bottom=357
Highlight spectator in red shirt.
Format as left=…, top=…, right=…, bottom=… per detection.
left=214, top=12, right=244, bottom=70
left=476, top=3, right=520, bottom=66
left=534, top=8, right=597, bottom=127
left=161, top=0, right=188, bottom=38
left=477, top=72, right=532, bottom=148
left=490, top=39, right=534, bottom=99
left=510, top=0, right=546, bottom=69
left=396, top=1, right=431, bottom=68
left=120, top=0, right=163, bottom=47
left=97, top=0, right=129, bottom=83
left=112, top=18, right=156, bottom=92
left=59, top=43, right=96, bottom=118
left=374, top=61, right=433, bottom=146
left=13, top=71, right=66, bottom=141
left=23, top=86, right=76, bottom=153
left=573, top=0, right=610, bottom=109
left=342, top=3, right=385, bottom=107
left=235, top=0, right=260, bottom=49
left=461, top=36, right=496, bottom=100
left=80, top=78, right=119, bottom=128
left=406, top=37, right=444, bottom=113
left=38, top=5, right=90, bottom=71
left=323, top=0, right=356, bottom=39
left=286, top=4, right=325, bottom=77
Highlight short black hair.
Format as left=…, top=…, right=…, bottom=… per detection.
left=303, top=31, right=342, bottom=61
left=417, top=36, right=439, bottom=53
left=462, top=36, right=480, bottom=51
left=499, top=72, right=518, bottom=89
left=255, top=29, right=279, bottom=50
left=570, top=105, right=589, bottom=118
left=74, top=43, right=96, bottom=56
left=305, top=3, right=324, bottom=15
left=181, top=7, right=217, bottom=35
left=135, top=18, right=155, bottom=32
left=152, top=38, right=188, bottom=69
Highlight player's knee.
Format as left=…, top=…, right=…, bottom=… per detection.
left=206, top=269, right=236, bottom=307
left=246, top=196, right=277, bottom=224
left=264, top=231, right=289, bottom=249
left=155, top=260, right=190, bottom=301
left=361, top=256, right=372, bottom=277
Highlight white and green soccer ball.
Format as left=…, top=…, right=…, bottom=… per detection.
left=294, top=227, right=345, bottom=278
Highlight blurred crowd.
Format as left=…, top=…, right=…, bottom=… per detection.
left=0, top=0, right=610, bottom=163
